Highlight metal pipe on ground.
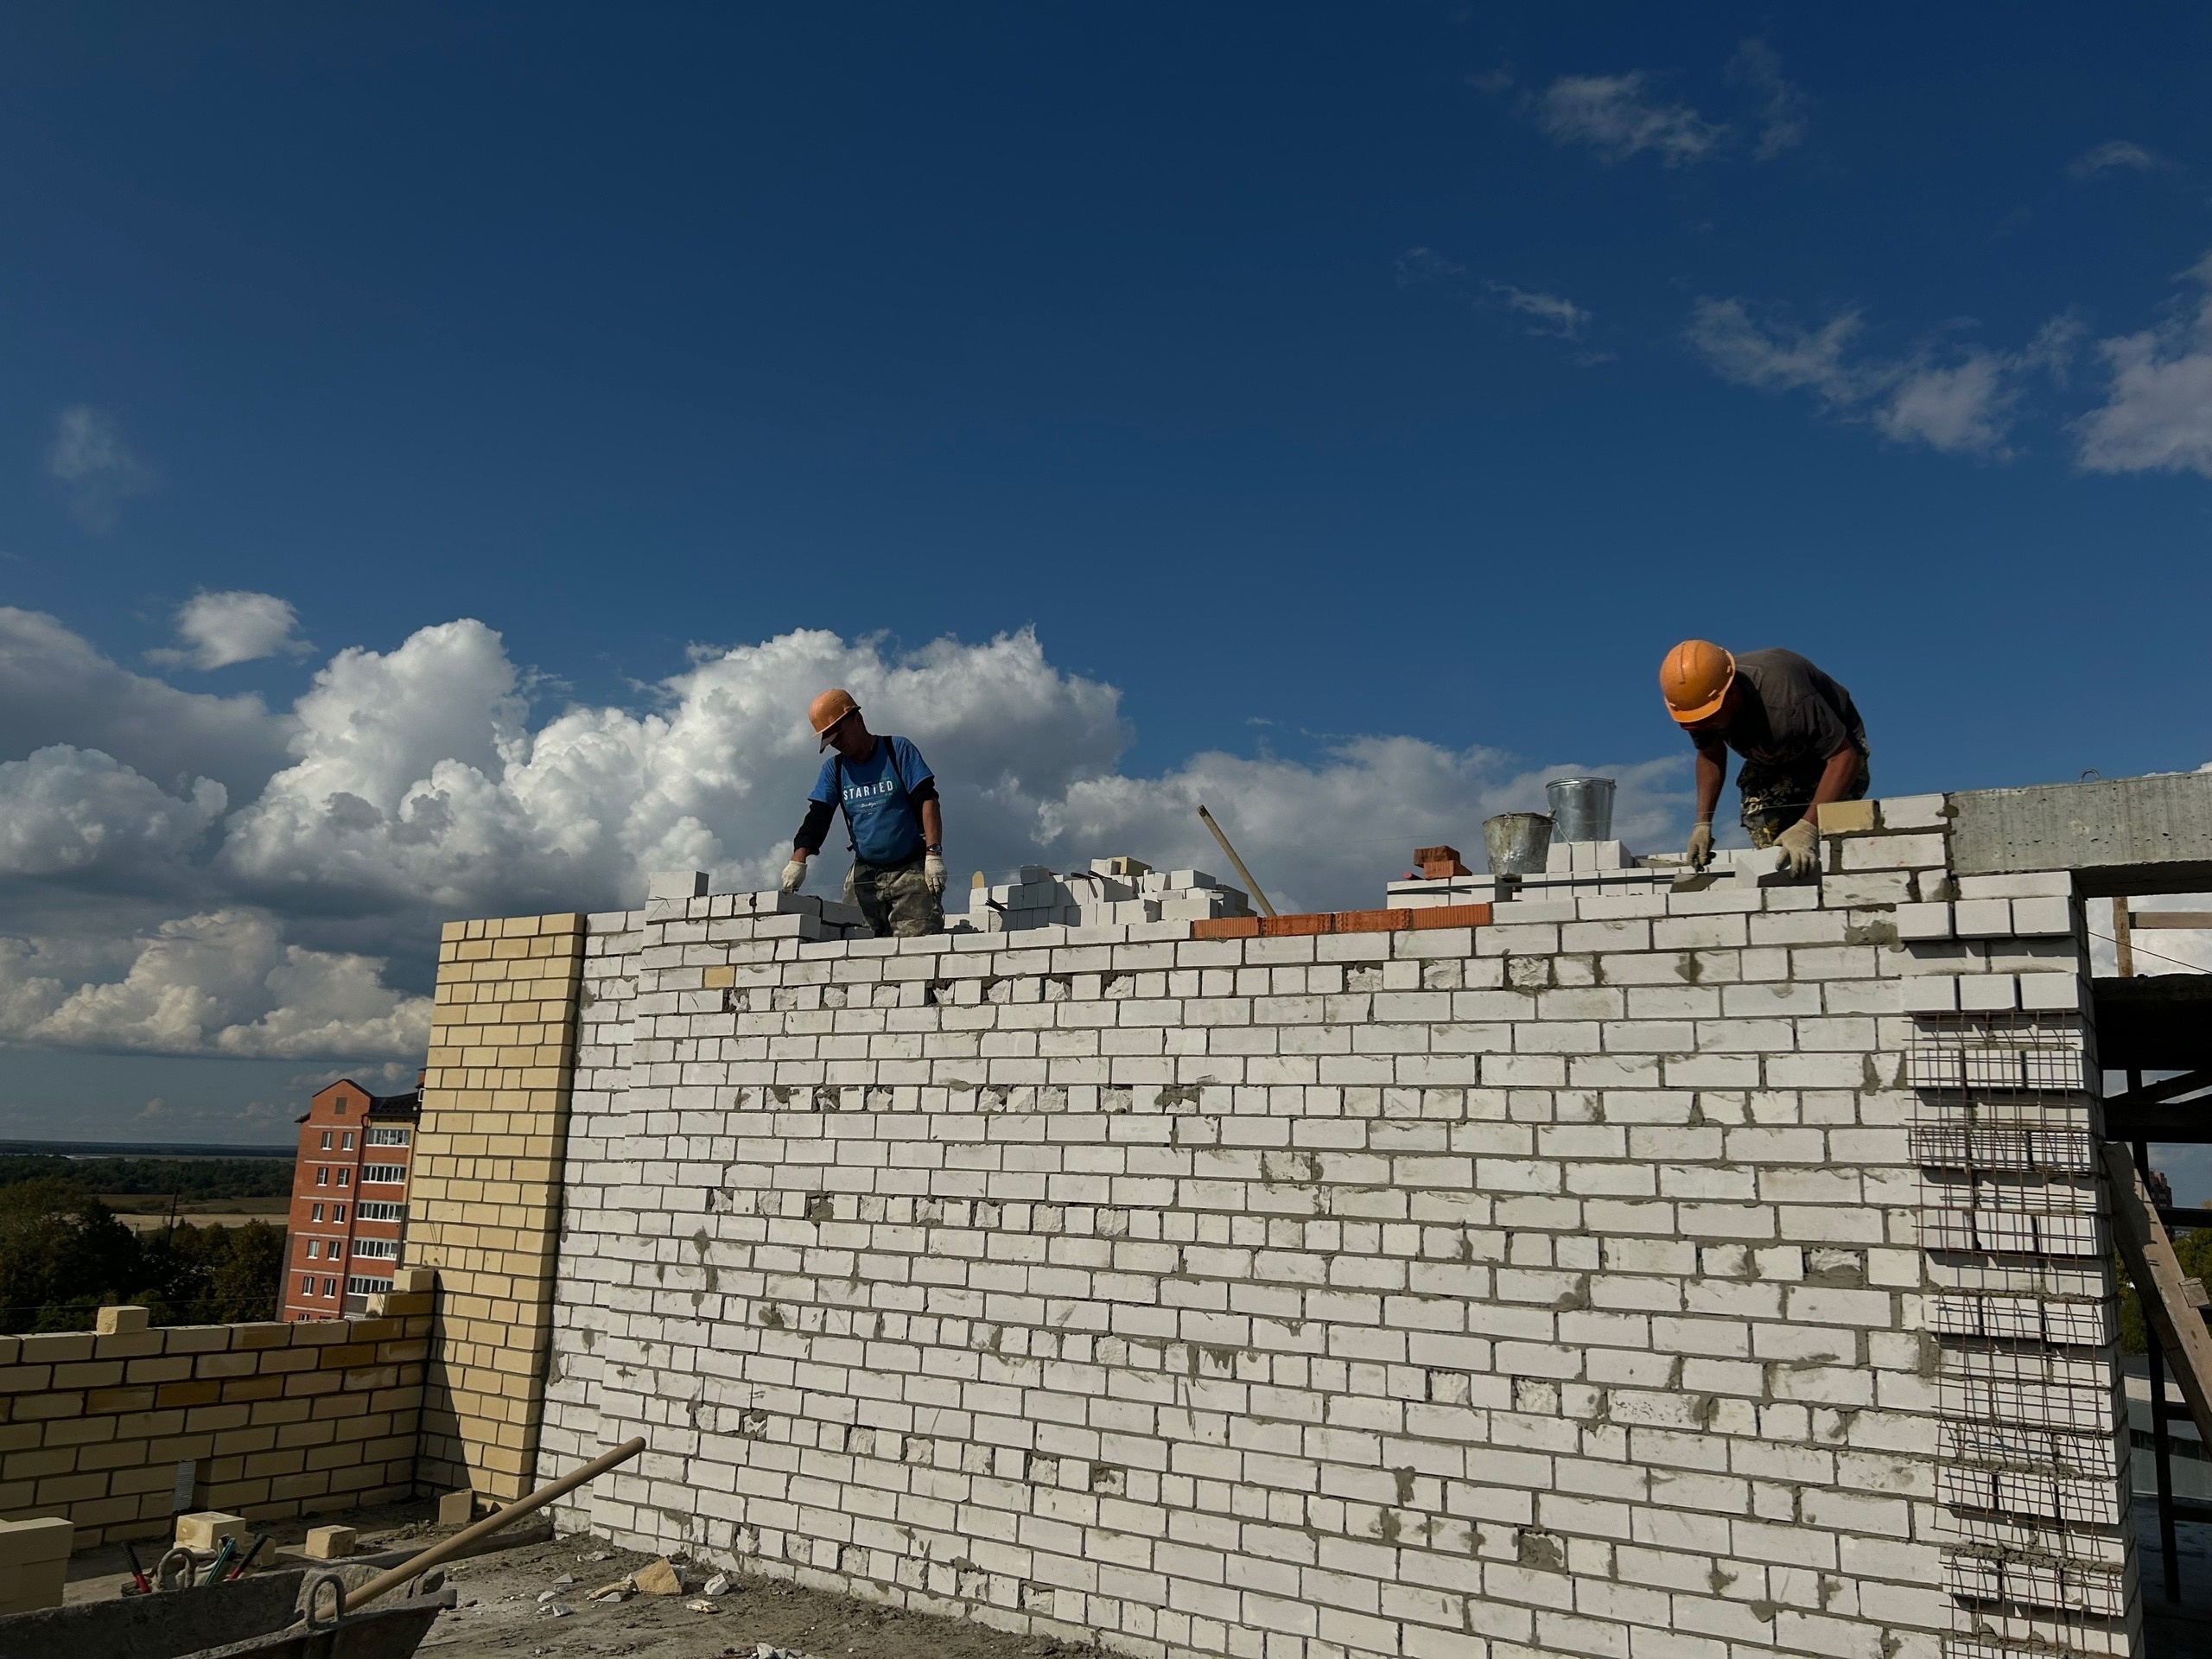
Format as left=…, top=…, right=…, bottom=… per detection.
left=346, top=1437, right=648, bottom=1611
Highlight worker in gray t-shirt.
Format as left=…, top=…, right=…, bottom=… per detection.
left=1659, top=641, right=1870, bottom=875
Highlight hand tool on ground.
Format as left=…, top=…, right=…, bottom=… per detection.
left=122, top=1540, right=151, bottom=1594
left=345, top=1436, right=647, bottom=1612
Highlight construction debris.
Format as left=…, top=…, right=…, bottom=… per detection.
left=633, top=1556, right=685, bottom=1596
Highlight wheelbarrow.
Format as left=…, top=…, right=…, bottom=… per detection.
left=0, top=1436, right=646, bottom=1659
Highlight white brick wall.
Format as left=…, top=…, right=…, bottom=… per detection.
left=527, top=800, right=2126, bottom=1659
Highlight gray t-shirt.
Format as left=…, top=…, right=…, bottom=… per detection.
left=1700, top=648, right=1864, bottom=768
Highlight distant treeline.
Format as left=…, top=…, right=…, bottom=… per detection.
left=0, top=1179, right=284, bottom=1333
left=0, top=1153, right=294, bottom=1202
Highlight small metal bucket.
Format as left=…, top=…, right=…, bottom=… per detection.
left=1545, top=777, right=1616, bottom=843
left=1482, top=813, right=1554, bottom=875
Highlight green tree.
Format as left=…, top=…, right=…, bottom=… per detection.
left=0, top=1179, right=142, bottom=1333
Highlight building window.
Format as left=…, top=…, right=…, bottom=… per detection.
left=334, top=1098, right=346, bottom=1114
left=305, top=1239, right=320, bottom=1260
left=323, top=1278, right=337, bottom=1296
left=353, top=1237, right=399, bottom=1260
left=327, top=1239, right=344, bottom=1262
left=315, top=1167, right=328, bottom=1186
left=301, top=1275, right=315, bottom=1296
left=367, top=1127, right=411, bottom=1147
left=337, top=1169, right=351, bottom=1187
left=310, top=1203, right=323, bottom=1222
left=332, top=1205, right=346, bottom=1223
left=340, top=1131, right=354, bottom=1150
left=345, top=1275, right=392, bottom=1296
left=320, top=1130, right=333, bottom=1150
left=361, top=1164, right=405, bottom=1185
left=358, top=1201, right=404, bottom=1222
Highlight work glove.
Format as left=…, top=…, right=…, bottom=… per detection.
left=1774, top=817, right=1820, bottom=878
left=779, top=858, right=806, bottom=894
left=923, top=852, right=947, bottom=894
left=1685, top=822, right=1714, bottom=870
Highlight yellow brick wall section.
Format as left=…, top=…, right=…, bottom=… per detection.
left=410, top=912, right=586, bottom=1502
left=0, top=1298, right=432, bottom=1546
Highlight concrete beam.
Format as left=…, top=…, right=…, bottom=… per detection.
left=1950, top=772, right=2212, bottom=895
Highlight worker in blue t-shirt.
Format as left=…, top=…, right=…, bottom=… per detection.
left=780, top=688, right=947, bottom=937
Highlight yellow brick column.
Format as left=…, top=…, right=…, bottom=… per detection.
left=410, top=912, right=587, bottom=1502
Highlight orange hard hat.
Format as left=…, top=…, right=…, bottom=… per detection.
left=808, top=688, right=860, bottom=749
left=1660, top=640, right=1736, bottom=724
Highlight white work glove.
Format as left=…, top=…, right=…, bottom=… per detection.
left=1774, top=817, right=1820, bottom=877
left=923, top=851, right=947, bottom=894
left=779, top=858, right=806, bottom=893
left=1685, top=822, right=1714, bottom=870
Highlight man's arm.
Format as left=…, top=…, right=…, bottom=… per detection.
left=1693, top=740, right=1727, bottom=826
left=920, top=797, right=943, bottom=851
left=790, top=798, right=836, bottom=865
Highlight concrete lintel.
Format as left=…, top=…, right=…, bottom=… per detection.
left=1951, top=771, right=2212, bottom=894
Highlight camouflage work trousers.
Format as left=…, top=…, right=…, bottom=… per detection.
left=1738, top=741, right=1871, bottom=849
left=844, top=851, right=944, bottom=938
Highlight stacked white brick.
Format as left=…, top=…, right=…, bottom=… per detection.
left=967, top=858, right=1253, bottom=933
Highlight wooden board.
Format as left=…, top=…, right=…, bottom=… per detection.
left=2102, top=1141, right=2212, bottom=1449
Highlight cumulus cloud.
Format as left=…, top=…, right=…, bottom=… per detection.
left=1536, top=73, right=1726, bottom=166
left=2067, top=141, right=2169, bottom=180
left=149, top=591, right=314, bottom=671
left=1726, top=41, right=1807, bottom=160
left=2075, top=252, right=2212, bottom=479
left=0, top=910, right=429, bottom=1058
left=0, top=607, right=292, bottom=800
left=45, top=406, right=156, bottom=531
left=1687, top=298, right=2080, bottom=457
left=3, top=613, right=1691, bottom=1062
left=0, top=747, right=223, bottom=880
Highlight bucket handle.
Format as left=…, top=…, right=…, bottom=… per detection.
left=304, top=1573, right=347, bottom=1630
left=155, top=1548, right=196, bottom=1593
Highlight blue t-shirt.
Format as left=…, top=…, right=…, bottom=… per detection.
left=810, top=735, right=934, bottom=866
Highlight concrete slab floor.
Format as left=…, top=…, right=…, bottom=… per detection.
left=53, top=1499, right=1064, bottom=1659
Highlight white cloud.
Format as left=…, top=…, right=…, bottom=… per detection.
left=0, top=607, right=293, bottom=800
left=1726, top=41, right=1806, bottom=160
left=0, top=747, right=223, bottom=879
left=149, top=591, right=313, bottom=671
left=1395, top=247, right=1465, bottom=287
left=1536, top=73, right=1726, bottom=167
left=2067, top=140, right=2169, bottom=180
left=45, top=406, right=156, bottom=531
left=2075, top=252, right=2212, bottom=479
left=1490, top=283, right=1591, bottom=340
left=1688, top=298, right=2079, bottom=457
left=3, top=613, right=1693, bottom=1061
left=0, top=910, right=429, bottom=1058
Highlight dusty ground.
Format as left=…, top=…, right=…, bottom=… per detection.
left=416, top=1532, right=1077, bottom=1659
left=62, top=1499, right=1075, bottom=1659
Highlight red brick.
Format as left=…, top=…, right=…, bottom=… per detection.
left=1332, top=909, right=1414, bottom=934
left=1412, top=904, right=1493, bottom=931
left=1258, top=913, right=1332, bottom=938
left=1191, top=917, right=1260, bottom=940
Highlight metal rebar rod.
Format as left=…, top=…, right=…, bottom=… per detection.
left=1196, top=805, right=1277, bottom=918
left=347, top=1437, right=647, bottom=1611
left=2135, top=1131, right=2181, bottom=1602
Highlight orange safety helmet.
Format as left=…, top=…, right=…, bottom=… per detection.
left=1660, top=640, right=1737, bottom=725
left=808, top=687, right=861, bottom=750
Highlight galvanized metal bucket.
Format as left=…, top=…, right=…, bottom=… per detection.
left=1545, top=776, right=1616, bottom=843
left=1482, top=812, right=1554, bottom=875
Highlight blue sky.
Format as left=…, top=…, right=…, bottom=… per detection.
left=2, top=4, right=2209, bottom=1143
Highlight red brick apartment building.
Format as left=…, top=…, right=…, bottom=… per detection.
left=280, top=1077, right=419, bottom=1322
